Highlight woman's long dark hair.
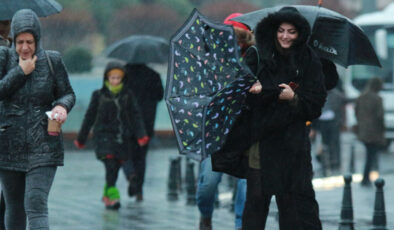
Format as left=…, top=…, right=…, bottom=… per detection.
left=254, top=7, right=311, bottom=78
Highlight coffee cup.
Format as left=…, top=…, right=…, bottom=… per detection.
left=48, top=118, right=61, bottom=136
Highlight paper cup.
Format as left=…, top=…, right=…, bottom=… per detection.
left=48, top=119, right=61, bottom=136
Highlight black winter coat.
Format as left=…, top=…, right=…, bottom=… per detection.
left=125, top=64, right=164, bottom=137
left=77, top=86, right=146, bottom=161
left=212, top=7, right=327, bottom=194
left=0, top=10, right=75, bottom=172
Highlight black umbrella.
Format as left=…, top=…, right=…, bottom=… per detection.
left=232, top=5, right=381, bottom=68
left=165, top=9, right=256, bottom=161
left=0, top=0, right=62, bottom=20
left=104, top=35, right=169, bottom=64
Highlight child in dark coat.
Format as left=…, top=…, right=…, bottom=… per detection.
left=74, top=61, right=148, bottom=209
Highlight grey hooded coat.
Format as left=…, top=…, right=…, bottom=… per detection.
left=0, top=9, right=75, bottom=172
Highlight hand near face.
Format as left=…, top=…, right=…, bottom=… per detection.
left=51, top=105, right=68, bottom=124
left=19, top=55, right=37, bottom=75
left=278, top=83, right=295, bottom=100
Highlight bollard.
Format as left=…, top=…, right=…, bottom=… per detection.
left=167, top=157, right=178, bottom=201
left=185, top=161, right=196, bottom=205
left=230, top=179, right=238, bottom=212
left=338, top=174, right=355, bottom=230
left=228, top=175, right=236, bottom=189
left=321, top=144, right=331, bottom=177
left=349, top=144, right=355, bottom=174
left=175, top=156, right=183, bottom=192
left=214, top=187, right=220, bottom=208
left=371, top=178, right=388, bottom=230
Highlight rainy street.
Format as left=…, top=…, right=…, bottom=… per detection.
left=48, top=133, right=394, bottom=230
left=1, top=0, right=394, bottom=229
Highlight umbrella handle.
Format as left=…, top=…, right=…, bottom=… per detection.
left=318, top=0, right=323, bottom=6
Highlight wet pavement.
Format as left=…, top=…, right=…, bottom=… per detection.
left=49, top=132, right=394, bottom=230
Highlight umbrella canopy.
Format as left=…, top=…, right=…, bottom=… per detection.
left=0, top=0, right=62, bottom=20
left=104, top=35, right=169, bottom=64
left=232, top=5, right=381, bottom=68
left=165, top=9, right=256, bottom=161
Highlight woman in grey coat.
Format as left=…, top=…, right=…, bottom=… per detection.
left=0, top=9, right=75, bottom=229
left=355, top=77, right=385, bottom=186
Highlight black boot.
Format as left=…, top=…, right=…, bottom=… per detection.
left=199, top=217, right=212, bottom=230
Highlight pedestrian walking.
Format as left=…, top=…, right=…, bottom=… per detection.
left=0, top=19, right=11, bottom=230
left=315, top=84, right=347, bottom=171
left=212, top=6, right=326, bottom=229
left=74, top=61, right=149, bottom=209
left=122, top=63, right=163, bottom=201
left=242, top=7, right=326, bottom=229
left=0, top=9, right=75, bottom=230
left=197, top=13, right=253, bottom=230
left=355, top=77, right=385, bottom=186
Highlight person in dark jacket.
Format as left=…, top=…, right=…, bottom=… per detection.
left=74, top=61, right=149, bottom=209
left=0, top=19, right=11, bottom=230
left=315, top=85, right=347, bottom=171
left=0, top=9, right=75, bottom=230
left=0, top=20, right=11, bottom=230
left=121, top=63, right=163, bottom=201
left=212, top=7, right=326, bottom=230
left=355, top=77, right=385, bottom=186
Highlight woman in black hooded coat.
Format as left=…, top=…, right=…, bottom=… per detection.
left=244, top=7, right=326, bottom=229
left=212, top=7, right=327, bottom=229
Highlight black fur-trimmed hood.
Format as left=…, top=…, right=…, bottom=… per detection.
left=255, top=6, right=311, bottom=60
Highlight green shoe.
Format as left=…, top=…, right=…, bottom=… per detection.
left=107, top=186, right=120, bottom=200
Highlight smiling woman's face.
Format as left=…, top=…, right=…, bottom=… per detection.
left=277, top=23, right=298, bottom=49
left=15, top=32, right=35, bottom=60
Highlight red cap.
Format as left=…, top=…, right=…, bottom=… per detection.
left=224, top=13, right=250, bottom=31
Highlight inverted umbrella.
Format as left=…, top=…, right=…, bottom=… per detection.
left=0, top=0, right=62, bottom=20
left=165, top=9, right=256, bottom=161
left=104, top=35, right=169, bottom=64
left=232, top=5, right=381, bottom=67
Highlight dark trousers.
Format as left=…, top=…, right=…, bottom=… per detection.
left=0, top=192, right=4, bottom=230
left=362, top=143, right=379, bottom=183
left=103, top=159, right=122, bottom=187
left=0, top=166, right=57, bottom=230
left=122, top=144, right=148, bottom=195
left=320, top=120, right=341, bottom=169
left=242, top=169, right=322, bottom=230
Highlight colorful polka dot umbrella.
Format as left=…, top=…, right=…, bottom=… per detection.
left=165, top=9, right=257, bottom=161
